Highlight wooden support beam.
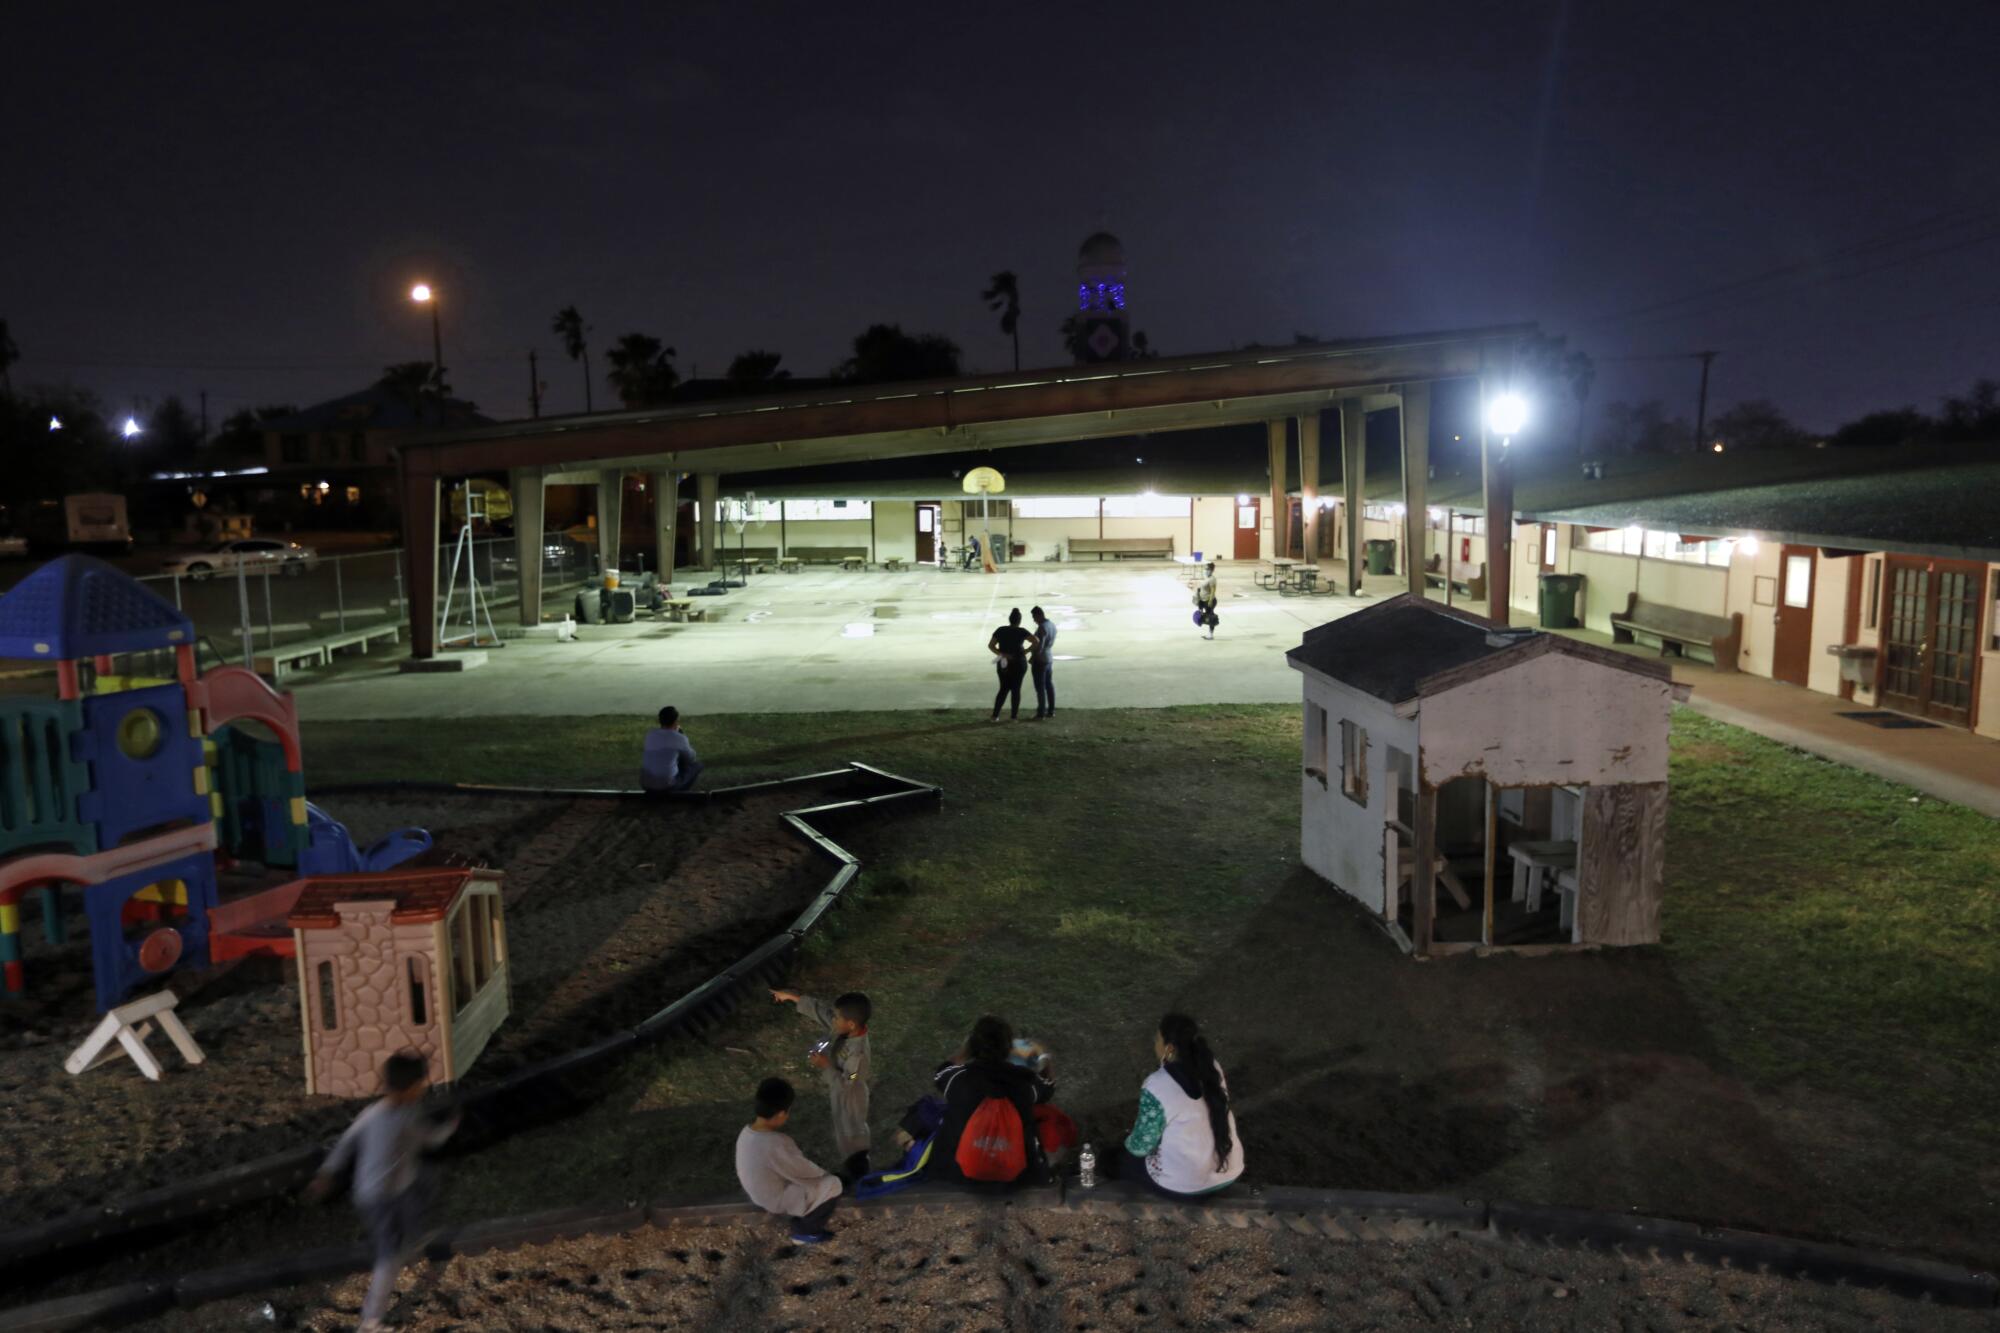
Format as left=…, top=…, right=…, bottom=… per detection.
left=596, top=468, right=624, bottom=581
left=397, top=459, right=442, bottom=659
left=1298, top=412, right=1322, bottom=565
left=651, top=469, right=678, bottom=580
left=509, top=467, right=546, bottom=626
left=1266, top=419, right=1288, bottom=561
left=1400, top=383, right=1430, bottom=598
left=1413, top=785, right=1437, bottom=956
left=1341, top=399, right=1367, bottom=595
left=1482, top=782, right=1498, bottom=946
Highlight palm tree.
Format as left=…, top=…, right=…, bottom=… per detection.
left=605, top=332, right=679, bottom=408
left=981, top=271, right=1021, bottom=371
left=551, top=306, right=593, bottom=412
left=0, top=317, right=18, bottom=394
left=379, top=361, right=446, bottom=418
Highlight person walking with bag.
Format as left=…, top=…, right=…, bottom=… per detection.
left=1193, top=563, right=1220, bottom=639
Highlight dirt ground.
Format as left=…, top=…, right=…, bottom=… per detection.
left=0, top=783, right=840, bottom=1228
left=145, top=1212, right=1988, bottom=1332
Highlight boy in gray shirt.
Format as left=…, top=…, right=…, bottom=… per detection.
left=306, top=1051, right=459, bottom=1333
left=735, top=1077, right=841, bottom=1243
left=770, top=988, right=872, bottom=1181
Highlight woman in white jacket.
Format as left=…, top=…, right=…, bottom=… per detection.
left=1115, top=1012, right=1244, bottom=1197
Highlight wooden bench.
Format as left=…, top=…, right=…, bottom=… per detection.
left=881, top=557, right=909, bottom=572
left=1069, top=536, right=1175, bottom=561
left=1423, top=555, right=1487, bottom=601
left=1610, top=593, right=1742, bottom=671
left=322, top=623, right=401, bottom=657
left=787, top=545, right=870, bottom=567
left=776, top=556, right=803, bottom=573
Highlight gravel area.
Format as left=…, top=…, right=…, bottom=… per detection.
left=0, top=784, right=838, bottom=1227
left=146, top=1211, right=1988, bottom=1332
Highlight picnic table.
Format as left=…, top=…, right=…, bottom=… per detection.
left=882, top=557, right=908, bottom=572
left=839, top=555, right=868, bottom=571
left=1288, top=565, right=1321, bottom=595
left=1508, top=839, right=1577, bottom=915
left=1258, top=558, right=1296, bottom=589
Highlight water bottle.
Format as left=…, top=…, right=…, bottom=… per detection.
left=1078, top=1143, right=1097, bottom=1189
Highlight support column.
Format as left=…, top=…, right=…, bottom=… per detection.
left=697, top=473, right=719, bottom=568
left=1399, top=384, right=1430, bottom=599
left=509, top=466, right=546, bottom=626
left=650, top=469, right=678, bottom=583
left=1480, top=378, right=1515, bottom=622
left=1340, top=398, right=1367, bottom=595
left=596, top=469, right=624, bottom=581
left=1412, top=785, right=1437, bottom=958
left=1265, top=420, right=1288, bottom=561
left=1298, top=412, right=1322, bottom=566
left=397, top=459, right=442, bottom=659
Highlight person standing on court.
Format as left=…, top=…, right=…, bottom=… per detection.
left=1194, top=563, right=1220, bottom=640
left=1029, top=606, right=1058, bottom=719
left=988, top=608, right=1037, bottom=722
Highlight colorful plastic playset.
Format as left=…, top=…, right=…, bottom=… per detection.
left=0, top=556, right=438, bottom=1036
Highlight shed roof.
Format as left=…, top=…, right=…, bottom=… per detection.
left=1286, top=595, right=1669, bottom=705
left=0, top=554, right=194, bottom=659
left=288, top=867, right=499, bottom=929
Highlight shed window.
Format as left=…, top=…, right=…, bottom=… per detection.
left=317, top=960, right=337, bottom=1030
left=1304, top=702, right=1328, bottom=786
left=406, top=955, right=429, bottom=1026
left=1866, top=557, right=1884, bottom=631
left=1339, top=720, right=1369, bottom=806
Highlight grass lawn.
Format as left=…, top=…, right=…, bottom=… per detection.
left=302, top=705, right=2000, bottom=1264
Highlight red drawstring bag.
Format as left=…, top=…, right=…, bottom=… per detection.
left=1033, top=1104, right=1079, bottom=1153
left=955, top=1096, right=1028, bottom=1181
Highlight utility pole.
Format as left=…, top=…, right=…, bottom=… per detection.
left=528, top=350, right=542, bottom=418
left=1692, top=350, right=1717, bottom=452
left=198, top=390, right=209, bottom=444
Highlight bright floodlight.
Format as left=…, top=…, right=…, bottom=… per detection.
left=410, top=283, right=433, bottom=302
left=1485, top=392, right=1529, bottom=437
left=48, top=415, right=62, bottom=431
left=120, top=416, right=143, bottom=438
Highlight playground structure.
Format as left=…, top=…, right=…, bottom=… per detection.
left=0, top=555, right=429, bottom=1020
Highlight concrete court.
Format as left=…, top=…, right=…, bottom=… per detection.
left=295, top=561, right=1377, bottom=721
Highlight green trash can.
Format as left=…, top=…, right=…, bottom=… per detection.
left=1364, top=539, right=1397, bottom=575
left=1538, top=572, right=1584, bottom=629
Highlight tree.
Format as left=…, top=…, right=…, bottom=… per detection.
left=1829, top=407, right=1930, bottom=449
left=1517, top=333, right=1596, bottom=453
left=1940, top=378, right=2000, bottom=441
left=142, top=395, right=205, bottom=470
left=1061, top=314, right=1155, bottom=363
left=836, top=324, right=961, bottom=383
left=0, top=385, right=117, bottom=502
left=212, top=404, right=298, bottom=463
left=1708, top=399, right=1808, bottom=452
left=380, top=360, right=447, bottom=405
left=981, top=271, right=1021, bottom=372
left=551, top=306, right=593, bottom=412
left=1059, top=314, right=1090, bottom=363
left=605, top=332, right=679, bottom=408
left=0, top=317, right=17, bottom=395
left=727, top=349, right=790, bottom=385
left=1593, top=399, right=1691, bottom=456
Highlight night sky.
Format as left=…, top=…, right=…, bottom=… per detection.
left=7, top=2, right=1998, bottom=434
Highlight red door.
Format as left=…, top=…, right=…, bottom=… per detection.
left=1233, top=497, right=1260, bottom=560
left=1772, top=545, right=1815, bottom=686
left=916, top=503, right=939, bottom=563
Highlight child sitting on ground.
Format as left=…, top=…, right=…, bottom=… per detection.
left=734, top=1077, right=842, bottom=1244
left=770, top=987, right=872, bottom=1182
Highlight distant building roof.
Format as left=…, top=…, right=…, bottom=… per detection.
left=1287, top=595, right=1667, bottom=705
left=260, top=383, right=492, bottom=435
left=0, top=554, right=193, bottom=659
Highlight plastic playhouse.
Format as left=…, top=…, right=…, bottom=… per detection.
left=0, top=556, right=431, bottom=1017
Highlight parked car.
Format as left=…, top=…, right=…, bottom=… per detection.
left=160, top=538, right=319, bottom=580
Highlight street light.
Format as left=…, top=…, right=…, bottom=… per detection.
left=1484, top=391, right=1529, bottom=440
left=410, top=282, right=445, bottom=393
left=120, top=416, right=143, bottom=439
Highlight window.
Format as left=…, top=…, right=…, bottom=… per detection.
left=1237, top=503, right=1257, bottom=530
left=345, top=485, right=362, bottom=505
left=280, top=434, right=307, bottom=463
left=783, top=500, right=872, bottom=520
left=1362, top=503, right=1404, bottom=522
left=1783, top=553, right=1812, bottom=608
left=406, top=956, right=429, bottom=1026
left=348, top=433, right=367, bottom=461
left=1339, top=719, right=1369, bottom=806
left=1543, top=526, right=1558, bottom=566
left=1575, top=525, right=1736, bottom=565
left=1989, top=569, right=1999, bottom=650
left=1304, top=701, right=1328, bottom=786
left=317, top=960, right=337, bottom=1030
left=1010, top=496, right=1099, bottom=518
left=918, top=507, right=935, bottom=533
left=318, top=436, right=340, bottom=461
left=1101, top=494, right=1190, bottom=519
left=713, top=498, right=780, bottom=524
left=1866, top=557, right=1884, bottom=630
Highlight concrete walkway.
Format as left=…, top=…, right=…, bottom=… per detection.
left=289, top=559, right=2000, bottom=817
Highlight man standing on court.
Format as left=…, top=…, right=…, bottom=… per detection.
left=1029, top=606, right=1058, bottom=719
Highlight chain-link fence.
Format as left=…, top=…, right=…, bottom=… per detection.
left=131, top=533, right=596, bottom=668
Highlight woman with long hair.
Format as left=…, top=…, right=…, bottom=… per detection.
left=1116, top=1012, right=1243, bottom=1197
left=917, top=1015, right=1056, bottom=1188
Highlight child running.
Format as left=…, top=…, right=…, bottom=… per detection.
left=305, top=1050, right=460, bottom=1333
left=771, top=987, right=873, bottom=1181
left=735, top=1077, right=843, bottom=1243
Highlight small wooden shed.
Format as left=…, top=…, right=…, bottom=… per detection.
left=288, top=867, right=509, bottom=1097
left=1287, top=596, right=1687, bottom=956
